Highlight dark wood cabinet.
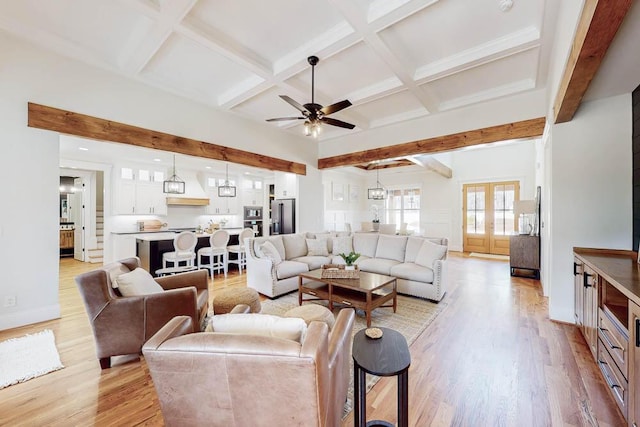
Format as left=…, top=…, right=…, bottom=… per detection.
left=509, top=235, right=540, bottom=278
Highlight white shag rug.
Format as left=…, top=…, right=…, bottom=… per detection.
left=0, top=329, right=64, bottom=389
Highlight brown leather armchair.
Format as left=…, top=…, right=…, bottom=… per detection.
left=75, top=257, right=209, bottom=369
left=142, top=309, right=356, bottom=427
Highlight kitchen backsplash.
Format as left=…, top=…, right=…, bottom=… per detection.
left=111, top=207, right=242, bottom=233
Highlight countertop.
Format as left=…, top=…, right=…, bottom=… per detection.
left=113, top=227, right=244, bottom=236
left=134, top=228, right=244, bottom=241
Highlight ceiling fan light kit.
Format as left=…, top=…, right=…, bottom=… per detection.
left=266, top=55, right=355, bottom=138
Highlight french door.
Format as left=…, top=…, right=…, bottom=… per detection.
left=463, top=181, right=519, bottom=255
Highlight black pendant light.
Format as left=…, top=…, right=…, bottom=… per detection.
left=367, top=167, right=385, bottom=200
left=218, top=163, right=236, bottom=197
left=163, top=155, right=185, bottom=194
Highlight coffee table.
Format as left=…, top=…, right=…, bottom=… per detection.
left=297, top=269, right=397, bottom=327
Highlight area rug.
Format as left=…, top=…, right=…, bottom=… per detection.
left=0, top=329, right=64, bottom=389
left=469, top=252, right=510, bottom=261
left=260, top=292, right=445, bottom=417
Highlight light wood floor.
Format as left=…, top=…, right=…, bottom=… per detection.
left=0, top=254, right=626, bottom=426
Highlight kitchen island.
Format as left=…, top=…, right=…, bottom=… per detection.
left=136, top=229, right=243, bottom=276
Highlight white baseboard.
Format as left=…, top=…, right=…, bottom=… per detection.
left=0, top=304, right=61, bottom=331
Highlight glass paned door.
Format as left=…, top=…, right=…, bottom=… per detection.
left=463, top=181, right=519, bottom=255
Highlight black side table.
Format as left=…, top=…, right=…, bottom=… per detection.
left=352, top=327, right=411, bottom=427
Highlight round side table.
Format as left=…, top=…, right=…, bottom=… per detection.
left=352, top=327, right=411, bottom=427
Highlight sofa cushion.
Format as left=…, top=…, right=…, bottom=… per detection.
left=260, top=240, right=283, bottom=265
left=275, top=260, right=309, bottom=280
left=332, top=236, right=353, bottom=256
left=357, top=258, right=400, bottom=276
left=404, top=236, right=426, bottom=263
left=314, top=233, right=334, bottom=253
left=375, top=235, right=408, bottom=262
left=210, top=313, right=308, bottom=343
left=306, top=238, right=329, bottom=256
left=114, top=267, right=164, bottom=296
left=267, top=236, right=286, bottom=260
left=106, top=263, right=133, bottom=289
left=283, top=234, right=307, bottom=259
left=390, top=263, right=435, bottom=283
left=353, top=233, right=379, bottom=258
left=292, top=256, right=331, bottom=270
left=415, top=240, right=447, bottom=268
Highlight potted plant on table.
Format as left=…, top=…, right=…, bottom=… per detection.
left=338, top=251, right=361, bottom=270
left=371, top=205, right=381, bottom=231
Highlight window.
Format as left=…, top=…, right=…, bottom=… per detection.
left=385, top=186, right=421, bottom=232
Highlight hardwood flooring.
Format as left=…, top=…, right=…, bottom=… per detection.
left=0, top=254, right=626, bottom=426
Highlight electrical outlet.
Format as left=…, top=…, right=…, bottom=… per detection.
left=4, top=296, right=16, bottom=307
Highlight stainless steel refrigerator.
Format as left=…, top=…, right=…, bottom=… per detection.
left=270, top=198, right=295, bottom=235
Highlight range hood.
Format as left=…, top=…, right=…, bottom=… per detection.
left=165, top=171, right=209, bottom=206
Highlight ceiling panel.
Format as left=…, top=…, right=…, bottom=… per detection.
left=426, top=48, right=539, bottom=106
left=0, top=0, right=153, bottom=64
left=187, top=0, right=348, bottom=65
left=141, top=33, right=261, bottom=104
left=379, top=0, right=542, bottom=71
left=349, top=90, right=426, bottom=123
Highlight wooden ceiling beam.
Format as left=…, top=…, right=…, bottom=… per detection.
left=318, top=117, right=546, bottom=169
left=553, top=0, right=633, bottom=124
left=27, top=102, right=307, bottom=175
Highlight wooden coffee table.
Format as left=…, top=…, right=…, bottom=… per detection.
left=297, top=269, right=397, bottom=327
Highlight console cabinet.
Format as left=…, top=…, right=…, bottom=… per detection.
left=573, top=247, right=640, bottom=424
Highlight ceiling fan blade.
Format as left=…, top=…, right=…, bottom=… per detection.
left=279, top=95, right=308, bottom=113
left=320, top=99, right=352, bottom=116
left=321, top=117, right=356, bottom=129
left=266, top=117, right=305, bottom=122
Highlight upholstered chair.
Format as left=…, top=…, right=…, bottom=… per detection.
left=226, top=227, right=255, bottom=274
left=162, top=231, right=198, bottom=268
left=75, top=257, right=210, bottom=369
left=198, top=229, right=230, bottom=278
left=378, top=223, right=397, bottom=235
left=143, top=309, right=356, bottom=427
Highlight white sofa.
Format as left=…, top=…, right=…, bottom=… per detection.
left=245, top=232, right=448, bottom=301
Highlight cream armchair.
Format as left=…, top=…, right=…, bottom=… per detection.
left=142, top=309, right=356, bottom=427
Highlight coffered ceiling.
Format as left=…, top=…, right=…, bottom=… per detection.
left=0, top=0, right=560, bottom=141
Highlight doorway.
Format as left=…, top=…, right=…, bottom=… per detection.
left=463, top=181, right=519, bottom=255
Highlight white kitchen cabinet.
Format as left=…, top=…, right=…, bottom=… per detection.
left=274, top=172, right=297, bottom=199
left=113, top=166, right=167, bottom=215
left=241, top=178, right=264, bottom=207
left=203, top=173, right=239, bottom=215
left=111, top=233, right=138, bottom=261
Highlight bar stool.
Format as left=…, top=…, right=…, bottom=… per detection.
left=162, top=231, right=197, bottom=268
left=227, top=228, right=254, bottom=274
left=197, top=229, right=229, bottom=278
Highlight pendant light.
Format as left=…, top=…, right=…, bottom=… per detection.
left=367, top=167, right=386, bottom=200
left=218, top=163, right=237, bottom=197
left=163, top=155, right=185, bottom=194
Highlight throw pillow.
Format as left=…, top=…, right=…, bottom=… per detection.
left=260, top=240, right=283, bottom=265
left=415, top=240, right=447, bottom=268
left=306, top=238, right=329, bottom=256
left=210, top=313, right=308, bottom=343
left=332, top=236, right=353, bottom=255
left=113, top=268, right=164, bottom=296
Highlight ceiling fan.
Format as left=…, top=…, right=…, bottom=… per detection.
left=266, top=55, right=355, bottom=138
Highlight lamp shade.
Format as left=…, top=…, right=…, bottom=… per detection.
left=163, top=155, right=185, bottom=194
left=218, top=163, right=236, bottom=197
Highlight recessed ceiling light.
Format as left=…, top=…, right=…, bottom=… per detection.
left=78, top=147, right=89, bottom=151
left=153, top=158, right=161, bottom=162
left=205, top=166, right=212, bottom=169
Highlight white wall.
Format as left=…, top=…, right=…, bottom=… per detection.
left=322, top=168, right=367, bottom=231
left=548, top=93, right=632, bottom=322
left=0, top=32, right=315, bottom=330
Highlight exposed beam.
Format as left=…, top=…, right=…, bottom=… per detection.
left=553, top=0, right=633, bottom=124
left=27, top=103, right=306, bottom=175
left=354, top=159, right=415, bottom=170
left=408, top=156, right=452, bottom=179
left=317, top=117, right=545, bottom=169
